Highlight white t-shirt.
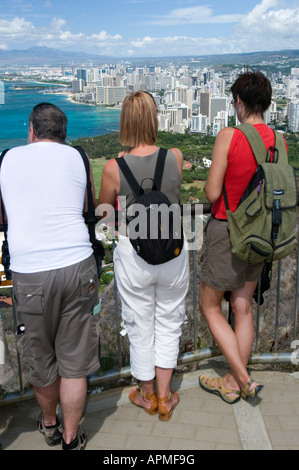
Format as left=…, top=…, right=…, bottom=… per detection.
left=0, top=142, right=93, bottom=273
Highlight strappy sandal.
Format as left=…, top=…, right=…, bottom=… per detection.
left=157, top=391, right=180, bottom=421
left=199, top=374, right=241, bottom=405
left=240, top=379, right=264, bottom=400
left=129, top=387, right=158, bottom=415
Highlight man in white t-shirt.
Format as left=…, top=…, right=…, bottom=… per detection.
left=0, top=103, right=100, bottom=450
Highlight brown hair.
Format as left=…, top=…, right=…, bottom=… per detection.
left=29, top=102, right=67, bottom=143
left=230, top=71, right=272, bottom=118
left=119, top=91, right=158, bottom=148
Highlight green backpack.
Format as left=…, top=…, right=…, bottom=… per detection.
left=223, top=124, right=298, bottom=264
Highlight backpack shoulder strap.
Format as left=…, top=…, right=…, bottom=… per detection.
left=116, top=157, right=142, bottom=197
left=153, top=148, right=167, bottom=191
left=233, top=124, right=267, bottom=166
left=223, top=125, right=267, bottom=211
left=274, top=131, right=288, bottom=164
left=116, top=147, right=168, bottom=195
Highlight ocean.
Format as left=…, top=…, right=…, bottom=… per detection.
left=0, top=81, right=121, bottom=151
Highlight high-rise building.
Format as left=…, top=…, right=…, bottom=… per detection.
left=210, top=97, right=228, bottom=125
left=213, top=110, right=228, bottom=135
left=289, top=100, right=299, bottom=132
left=200, top=92, right=210, bottom=120
left=76, top=69, right=87, bottom=82
left=191, top=114, right=207, bottom=133
left=175, top=86, right=192, bottom=117
left=96, top=86, right=127, bottom=105
left=72, top=79, right=85, bottom=93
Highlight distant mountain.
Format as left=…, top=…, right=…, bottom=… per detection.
left=0, top=46, right=114, bottom=66
left=132, top=50, right=299, bottom=69
left=0, top=46, right=298, bottom=68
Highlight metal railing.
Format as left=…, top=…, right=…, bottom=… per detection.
left=1, top=203, right=299, bottom=406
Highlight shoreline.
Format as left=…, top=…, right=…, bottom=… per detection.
left=0, top=80, right=122, bottom=151
left=4, top=79, right=123, bottom=109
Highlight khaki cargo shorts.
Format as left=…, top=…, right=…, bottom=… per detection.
left=13, top=255, right=100, bottom=387
left=200, top=217, right=264, bottom=291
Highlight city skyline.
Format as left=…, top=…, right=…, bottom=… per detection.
left=0, top=0, right=298, bottom=58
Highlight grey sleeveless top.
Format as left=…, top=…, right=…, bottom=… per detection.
left=117, top=148, right=182, bottom=211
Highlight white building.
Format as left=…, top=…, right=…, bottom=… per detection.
left=212, top=110, right=228, bottom=135
left=96, top=86, right=127, bottom=105
left=72, top=79, right=85, bottom=93
left=191, top=114, right=208, bottom=133
left=289, top=100, right=299, bottom=132
left=174, top=85, right=193, bottom=117
left=210, top=97, right=228, bottom=125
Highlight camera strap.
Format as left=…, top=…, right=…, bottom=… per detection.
left=72, top=145, right=97, bottom=246
left=0, top=149, right=10, bottom=238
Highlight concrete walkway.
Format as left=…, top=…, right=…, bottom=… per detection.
left=1, top=359, right=299, bottom=452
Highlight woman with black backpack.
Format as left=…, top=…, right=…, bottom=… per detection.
left=98, top=91, right=189, bottom=421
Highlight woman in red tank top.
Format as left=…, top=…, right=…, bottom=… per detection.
left=199, top=72, right=277, bottom=404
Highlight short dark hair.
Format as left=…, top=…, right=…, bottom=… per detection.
left=29, top=103, right=67, bottom=143
left=230, top=72, right=272, bottom=118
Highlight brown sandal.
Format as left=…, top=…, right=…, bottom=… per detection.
left=240, top=379, right=264, bottom=400
left=157, top=391, right=180, bottom=421
left=199, top=374, right=241, bottom=405
left=129, top=387, right=158, bottom=415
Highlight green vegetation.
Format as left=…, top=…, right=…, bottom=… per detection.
left=70, top=131, right=216, bottom=161
left=73, top=129, right=299, bottom=204
left=70, top=132, right=124, bottom=159
left=90, top=158, right=106, bottom=196
left=73, top=131, right=216, bottom=202
left=285, top=132, right=299, bottom=174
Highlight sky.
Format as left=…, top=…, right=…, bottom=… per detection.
left=0, top=0, right=298, bottom=57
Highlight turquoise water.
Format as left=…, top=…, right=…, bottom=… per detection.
left=0, top=81, right=121, bottom=151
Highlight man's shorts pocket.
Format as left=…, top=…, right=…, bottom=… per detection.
left=79, top=263, right=99, bottom=311
left=15, top=283, right=44, bottom=315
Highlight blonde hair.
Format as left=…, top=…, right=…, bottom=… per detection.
left=119, top=91, right=158, bottom=148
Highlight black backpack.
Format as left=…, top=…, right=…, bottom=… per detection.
left=116, top=148, right=184, bottom=265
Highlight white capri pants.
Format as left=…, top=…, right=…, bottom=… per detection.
left=114, top=237, right=190, bottom=381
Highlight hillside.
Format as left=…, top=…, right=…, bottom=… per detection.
left=70, top=130, right=299, bottom=166
left=71, top=130, right=299, bottom=203
left=1, top=47, right=298, bottom=71
left=71, top=131, right=215, bottom=203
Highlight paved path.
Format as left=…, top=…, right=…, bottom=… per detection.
left=1, top=359, right=299, bottom=452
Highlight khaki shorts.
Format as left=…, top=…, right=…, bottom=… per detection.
left=13, top=255, right=100, bottom=387
left=200, top=217, right=264, bottom=291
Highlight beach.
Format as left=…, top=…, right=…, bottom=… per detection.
left=0, top=81, right=121, bottom=151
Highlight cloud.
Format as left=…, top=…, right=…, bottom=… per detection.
left=90, top=31, right=122, bottom=42
left=0, top=17, right=36, bottom=39
left=148, top=6, right=243, bottom=25
left=130, top=35, right=226, bottom=56
left=0, top=1, right=299, bottom=57
left=0, top=16, right=124, bottom=53
left=50, top=17, right=66, bottom=29
left=232, top=0, right=299, bottom=52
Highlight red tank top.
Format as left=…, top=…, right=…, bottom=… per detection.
left=212, top=124, right=287, bottom=220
